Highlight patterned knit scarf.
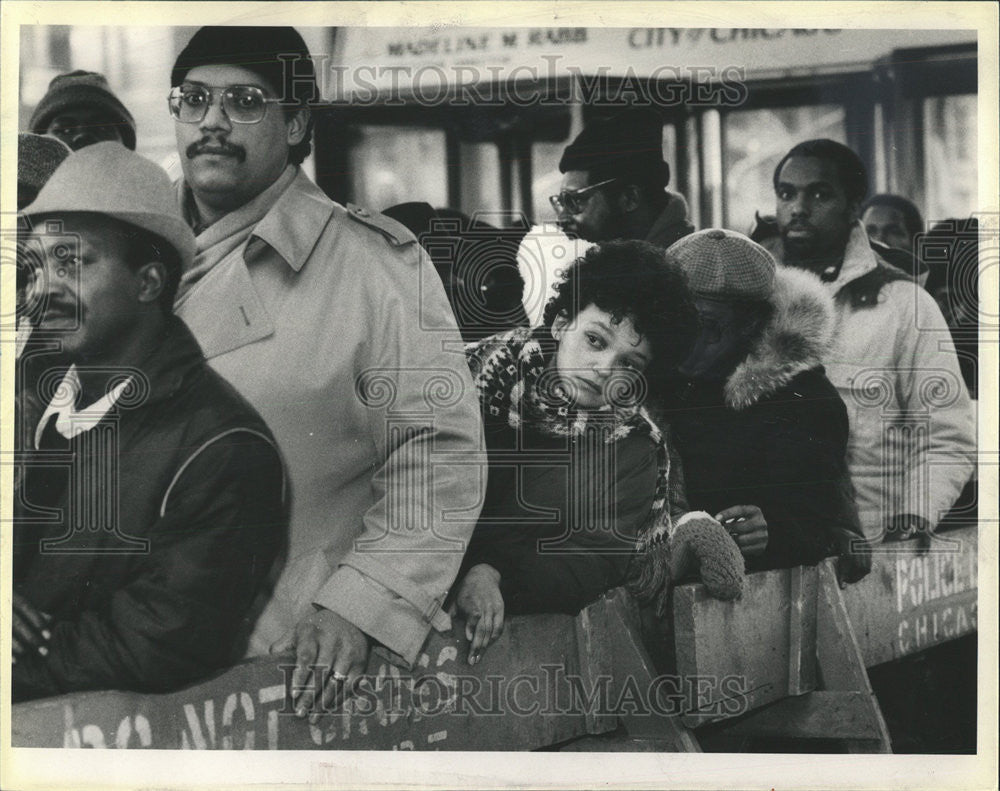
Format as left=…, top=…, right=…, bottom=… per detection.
left=465, top=326, right=675, bottom=608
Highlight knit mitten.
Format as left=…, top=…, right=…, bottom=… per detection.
left=671, top=511, right=745, bottom=601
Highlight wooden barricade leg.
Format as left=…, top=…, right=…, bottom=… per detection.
left=714, top=561, right=892, bottom=752
left=560, top=590, right=701, bottom=752
left=814, top=562, right=893, bottom=753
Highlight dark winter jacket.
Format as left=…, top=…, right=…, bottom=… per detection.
left=13, top=317, right=287, bottom=701
left=660, top=267, right=863, bottom=571
left=459, top=419, right=662, bottom=615
left=645, top=191, right=696, bottom=250
left=452, top=328, right=688, bottom=616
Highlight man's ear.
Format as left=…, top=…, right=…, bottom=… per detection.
left=847, top=198, right=862, bottom=224
left=286, top=107, right=311, bottom=147
left=551, top=312, right=569, bottom=342
left=136, top=262, right=166, bottom=304
left=616, top=183, right=642, bottom=214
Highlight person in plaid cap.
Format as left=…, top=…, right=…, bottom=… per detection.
left=660, top=228, right=870, bottom=584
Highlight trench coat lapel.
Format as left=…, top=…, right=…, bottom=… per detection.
left=175, top=248, right=275, bottom=359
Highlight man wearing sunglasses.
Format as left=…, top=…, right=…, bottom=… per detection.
left=167, top=27, right=484, bottom=719
left=553, top=107, right=694, bottom=247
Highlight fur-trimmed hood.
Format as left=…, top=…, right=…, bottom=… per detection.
left=724, top=266, right=835, bottom=410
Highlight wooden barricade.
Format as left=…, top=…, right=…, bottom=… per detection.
left=10, top=592, right=697, bottom=751
left=10, top=527, right=977, bottom=751
left=671, top=526, right=978, bottom=751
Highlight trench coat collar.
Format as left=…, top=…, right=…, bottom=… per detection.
left=246, top=169, right=336, bottom=273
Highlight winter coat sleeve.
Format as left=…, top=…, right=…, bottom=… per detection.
left=311, top=243, right=486, bottom=665
left=12, top=431, right=286, bottom=701
left=890, top=284, right=976, bottom=528
left=757, top=381, right=863, bottom=569
left=464, top=434, right=659, bottom=615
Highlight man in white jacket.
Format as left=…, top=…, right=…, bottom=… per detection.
left=758, top=139, right=975, bottom=545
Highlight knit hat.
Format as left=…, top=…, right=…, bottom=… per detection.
left=29, top=71, right=136, bottom=151
left=20, top=141, right=196, bottom=269
left=559, top=107, right=670, bottom=187
left=668, top=228, right=776, bottom=302
left=171, top=26, right=318, bottom=107
left=18, top=133, right=72, bottom=210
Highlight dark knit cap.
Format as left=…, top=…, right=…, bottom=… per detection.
left=559, top=107, right=669, bottom=187
left=18, top=133, right=72, bottom=210
left=29, top=71, right=136, bottom=150
left=171, top=26, right=318, bottom=107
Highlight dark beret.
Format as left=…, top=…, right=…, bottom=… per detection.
left=171, top=26, right=318, bottom=106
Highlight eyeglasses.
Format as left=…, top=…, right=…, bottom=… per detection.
left=167, top=84, right=282, bottom=125
left=549, top=179, right=617, bottom=214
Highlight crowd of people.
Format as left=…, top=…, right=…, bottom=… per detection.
left=12, top=25, right=977, bottom=724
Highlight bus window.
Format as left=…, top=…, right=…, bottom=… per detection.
left=532, top=140, right=569, bottom=226
left=924, top=94, right=977, bottom=223
left=349, top=125, right=447, bottom=211
left=460, top=142, right=503, bottom=218
left=722, top=105, right=847, bottom=234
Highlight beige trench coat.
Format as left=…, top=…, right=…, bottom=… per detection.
left=175, top=170, right=485, bottom=665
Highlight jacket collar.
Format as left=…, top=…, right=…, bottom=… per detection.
left=830, top=221, right=879, bottom=292
left=762, top=220, right=878, bottom=295
left=645, top=191, right=694, bottom=248
left=723, top=266, right=835, bottom=410
left=134, top=315, right=206, bottom=406
left=179, top=167, right=335, bottom=274
left=245, top=169, right=336, bottom=273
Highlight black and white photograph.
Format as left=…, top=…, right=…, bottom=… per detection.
left=1, top=2, right=996, bottom=789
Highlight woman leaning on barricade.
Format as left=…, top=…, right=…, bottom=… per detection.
left=446, top=240, right=745, bottom=665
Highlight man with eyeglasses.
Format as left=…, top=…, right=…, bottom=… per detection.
left=167, top=26, right=484, bottom=720
left=552, top=107, right=694, bottom=247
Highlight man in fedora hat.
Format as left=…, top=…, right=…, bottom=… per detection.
left=167, top=26, right=484, bottom=719
left=13, top=142, right=286, bottom=701
left=552, top=107, right=694, bottom=248
left=29, top=70, right=137, bottom=151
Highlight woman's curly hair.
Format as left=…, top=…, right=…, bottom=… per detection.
left=542, top=239, right=699, bottom=398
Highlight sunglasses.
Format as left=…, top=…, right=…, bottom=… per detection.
left=168, top=84, right=283, bottom=125
left=549, top=179, right=617, bottom=214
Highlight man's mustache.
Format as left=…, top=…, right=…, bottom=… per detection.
left=186, top=138, right=246, bottom=162
left=38, top=300, right=79, bottom=321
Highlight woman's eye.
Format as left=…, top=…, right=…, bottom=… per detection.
left=586, top=333, right=603, bottom=348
